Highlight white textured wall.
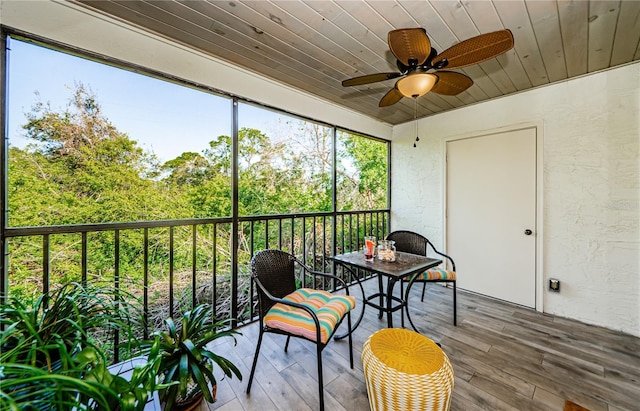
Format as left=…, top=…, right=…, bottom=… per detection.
left=0, top=0, right=392, bottom=140
left=392, top=63, right=640, bottom=337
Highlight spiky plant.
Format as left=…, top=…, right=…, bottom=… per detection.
left=140, top=304, right=242, bottom=410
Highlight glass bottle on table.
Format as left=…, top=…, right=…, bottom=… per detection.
left=377, top=240, right=396, bottom=262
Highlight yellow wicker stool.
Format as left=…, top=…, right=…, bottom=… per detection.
left=362, top=328, right=454, bottom=411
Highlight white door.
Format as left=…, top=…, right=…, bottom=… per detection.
left=446, top=127, right=536, bottom=308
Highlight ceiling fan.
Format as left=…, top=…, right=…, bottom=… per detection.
left=342, top=28, right=514, bottom=107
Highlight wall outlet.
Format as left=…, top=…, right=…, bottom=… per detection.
left=549, top=278, right=560, bottom=292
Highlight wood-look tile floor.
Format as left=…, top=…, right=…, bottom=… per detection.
left=199, top=279, right=640, bottom=411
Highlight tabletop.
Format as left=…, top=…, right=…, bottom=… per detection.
left=331, top=251, right=441, bottom=279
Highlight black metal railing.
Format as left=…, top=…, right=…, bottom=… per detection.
left=3, top=209, right=389, bottom=362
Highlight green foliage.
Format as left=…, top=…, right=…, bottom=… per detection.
left=339, top=133, right=388, bottom=210
left=0, top=360, right=119, bottom=411
left=183, top=125, right=333, bottom=216
left=138, top=304, right=242, bottom=410
left=0, top=282, right=141, bottom=369
left=7, top=82, right=388, bottom=319
left=0, top=282, right=148, bottom=410
left=79, top=337, right=174, bottom=411
left=10, top=82, right=387, bottom=225
left=16, top=84, right=173, bottom=225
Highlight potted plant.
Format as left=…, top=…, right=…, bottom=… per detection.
left=0, top=282, right=141, bottom=368
left=0, top=282, right=147, bottom=410
left=139, top=303, right=242, bottom=411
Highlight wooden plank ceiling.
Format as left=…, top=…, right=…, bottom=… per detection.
left=75, top=0, right=640, bottom=126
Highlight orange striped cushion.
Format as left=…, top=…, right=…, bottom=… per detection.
left=414, top=269, right=456, bottom=281
left=264, top=288, right=356, bottom=344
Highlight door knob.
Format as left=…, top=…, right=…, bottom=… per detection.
left=524, top=229, right=533, bottom=235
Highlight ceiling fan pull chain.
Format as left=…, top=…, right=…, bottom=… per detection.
left=414, top=97, right=419, bottom=148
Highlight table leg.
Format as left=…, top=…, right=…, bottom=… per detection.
left=386, top=277, right=398, bottom=328
left=377, top=275, right=384, bottom=319
left=400, top=280, right=405, bottom=328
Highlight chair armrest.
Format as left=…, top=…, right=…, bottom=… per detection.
left=431, top=248, right=456, bottom=272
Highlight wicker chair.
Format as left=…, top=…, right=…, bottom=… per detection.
left=246, top=249, right=355, bottom=411
left=386, top=230, right=457, bottom=326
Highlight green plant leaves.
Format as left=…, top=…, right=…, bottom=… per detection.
left=0, top=282, right=151, bottom=410
left=0, top=362, right=118, bottom=410
left=138, top=303, right=242, bottom=410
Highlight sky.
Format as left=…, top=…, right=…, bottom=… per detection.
left=6, top=38, right=286, bottom=163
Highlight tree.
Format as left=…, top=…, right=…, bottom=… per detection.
left=183, top=126, right=332, bottom=217
left=338, top=133, right=388, bottom=210
left=13, top=83, right=186, bottom=226
left=8, top=84, right=190, bottom=298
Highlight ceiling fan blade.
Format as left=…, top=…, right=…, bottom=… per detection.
left=379, top=88, right=404, bottom=107
left=434, top=29, right=514, bottom=70
left=431, top=71, right=474, bottom=95
left=388, top=28, right=431, bottom=66
left=342, top=72, right=403, bottom=87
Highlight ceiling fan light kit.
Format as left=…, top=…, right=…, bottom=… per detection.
left=396, top=73, right=438, bottom=98
left=342, top=28, right=514, bottom=108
